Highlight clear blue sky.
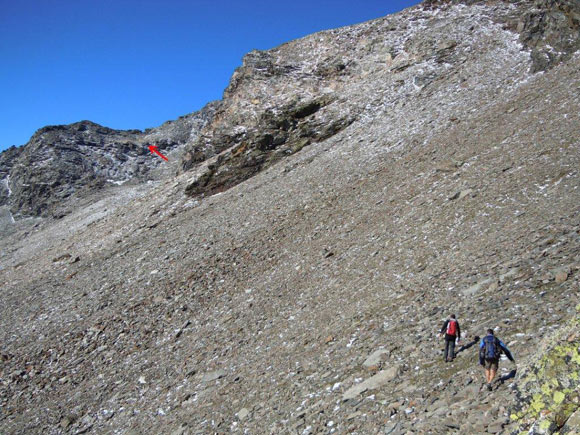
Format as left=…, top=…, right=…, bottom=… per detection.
left=0, top=0, right=420, bottom=151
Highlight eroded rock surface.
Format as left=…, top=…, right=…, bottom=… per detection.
left=179, top=0, right=580, bottom=201
left=0, top=0, right=579, bottom=434
left=0, top=102, right=217, bottom=219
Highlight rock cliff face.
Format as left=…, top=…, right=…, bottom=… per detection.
left=0, top=1, right=579, bottom=434
left=178, top=0, right=579, bottom=199
left=0, top=102, right=217, bottom=219
left=517, top=0, right=580, bottom=72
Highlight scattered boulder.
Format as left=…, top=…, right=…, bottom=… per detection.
left=343, top=366, right=401, bottom=401
left=237, top=407, right=250, bottom=421
left=201, top=370, right=226, bottom=383
left=555, top=270, right=568, bottom=284
left=363, top=348, right=389, bottom=367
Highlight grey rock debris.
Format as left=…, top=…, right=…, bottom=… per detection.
left=1, top=0, right=580, bottom=434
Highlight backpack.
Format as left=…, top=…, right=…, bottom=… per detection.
left=483, top=336, right=500, bottom=360
left=446, top=319, right=457, bottom=336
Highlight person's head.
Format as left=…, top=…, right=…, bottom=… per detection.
left=487, top=328, right=494, bottom=335
left=450, top=314, right=456, bottom=319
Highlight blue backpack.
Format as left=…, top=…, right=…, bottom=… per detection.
left=483, top=336, right=500, bottom=360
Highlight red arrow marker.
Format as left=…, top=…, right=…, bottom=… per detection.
left=148, top=145, right=168, bottom=161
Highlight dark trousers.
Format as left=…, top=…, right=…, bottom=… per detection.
left=444, top=338, right=456, bottom=360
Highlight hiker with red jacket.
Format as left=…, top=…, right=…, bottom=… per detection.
left=479, top=328, right=515, bottom=391
left=439, top=314, right=460, bottom=362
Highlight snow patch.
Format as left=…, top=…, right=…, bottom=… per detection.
left=3, top=175, right=11, bottom=197
left=107, top=179, right=129, bottom=186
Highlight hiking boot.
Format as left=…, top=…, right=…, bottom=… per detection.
left=487, top=383, right=492, bottom=391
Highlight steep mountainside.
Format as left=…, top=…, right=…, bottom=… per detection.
left=179, top=0, right=579, bottom=199
left=1, top=0, right=579, bottom=434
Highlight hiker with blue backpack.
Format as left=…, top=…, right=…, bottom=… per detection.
left=439, top=314, right=461, bottom=362
left=479, top=329, right=515, bottom=391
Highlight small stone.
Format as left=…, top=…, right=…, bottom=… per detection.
left=383, top=421, right=401, bottom=434
left=463, top=278, right=494, bottom=296
left=449, top=189, right=473, bottom=201
left=52, top=253, right=71, bottom=262
left=171, top=424, right=188, bottom=435
left=60, top=417, right=72, bottom=429
left=438, top=39, right=457, bottom=50
left=346, top=411, right=362, bottom=420
left=77, top=414, right=95, bottom=434
left=237, top=407, right=250, bottom=421
left=444, top=421, right=460, bottom=429
left=201, top=369, right=226, bottom=383
left=555, top=271, right=568, bottom=283
left=487, top=422, right=504, bottom=433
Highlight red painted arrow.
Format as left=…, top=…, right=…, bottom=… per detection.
left=148, top=145, right=168, bottom=161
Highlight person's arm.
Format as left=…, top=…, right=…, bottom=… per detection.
left=456, top=322, right=461, bottom=341
left=479, top=339, right=485, bottom=365
left=439, top=320, right=448, bottom=336
left=499, top=340, right=514, bottom=362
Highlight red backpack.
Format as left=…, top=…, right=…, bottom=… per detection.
left=446, top=319, right=457, bottom=336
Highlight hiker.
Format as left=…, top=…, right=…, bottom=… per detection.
left=439, top=314, right=461, bottom=362
left=479, top=328, right=515, bottom=391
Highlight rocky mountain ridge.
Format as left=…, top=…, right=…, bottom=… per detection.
left=0, top=101, right=218, bottom=220
left=1, top=0, right=579, bottom=434
left=3, top=0, right=578, bottom=223
left=178, top=0, right=580, bottom=202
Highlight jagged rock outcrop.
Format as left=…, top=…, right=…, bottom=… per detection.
left=0, top=102, right=217, bottom=219
left=3, top=121, right=147, bottom=218
left=424, top=0, right=580, bottom=73
left=183, top=95, right=355, bottom=196
left=179, top=0, right=580, bottom=200
left=143, top=101, right=220, bottom=152
left=0, top=0, right=579, bottom=434
left=517, top=0, right=580, bottom=72
left=0, top=146, right=23, bottom=213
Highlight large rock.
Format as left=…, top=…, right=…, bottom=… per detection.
left=342, top=366, right=401, bottom=400
left=507, top=307, right=580, bottom=433
left=363, top=348, right=390, bottom=367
